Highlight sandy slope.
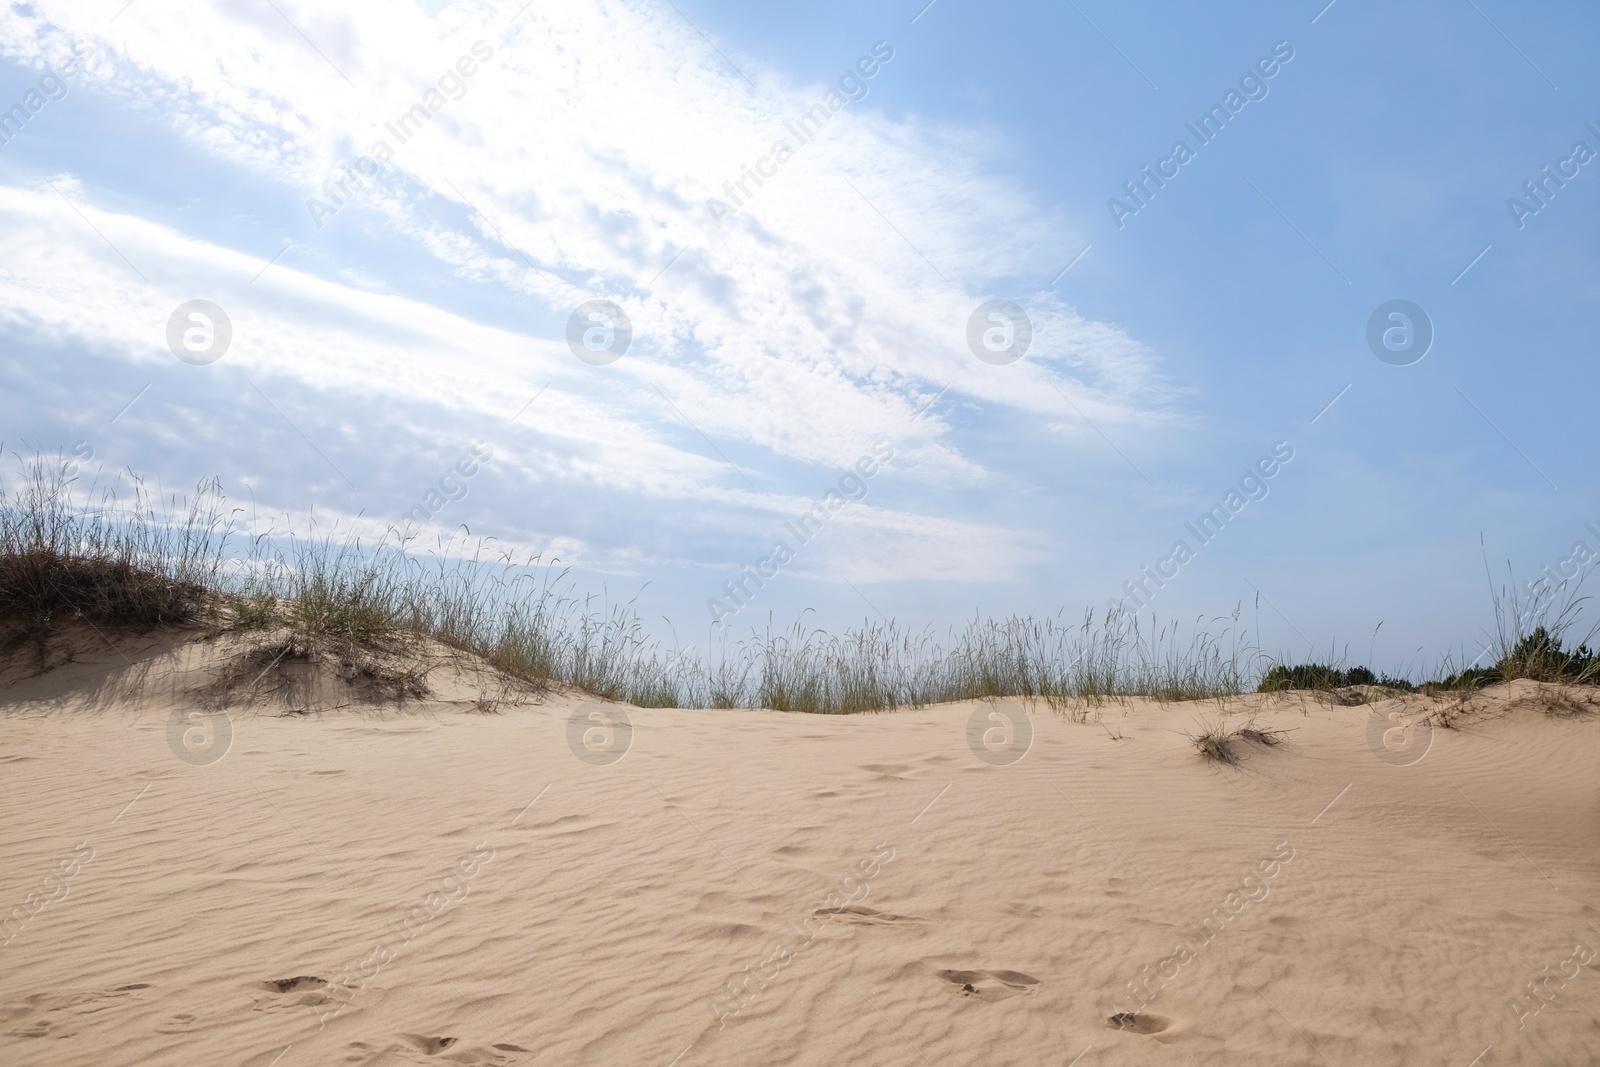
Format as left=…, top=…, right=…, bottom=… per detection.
left=2, top=634, right=1599, bottom=1066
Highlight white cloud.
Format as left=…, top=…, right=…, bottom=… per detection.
left=0, top=0, right=1175, bottom=587
left=808, top=505, right=1047, bottom=584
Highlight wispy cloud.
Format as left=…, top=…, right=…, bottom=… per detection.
left=0, top=0, right=1172, bottom=588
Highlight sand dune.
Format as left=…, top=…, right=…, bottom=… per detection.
left=2, top=633, right=1599, bottom=1065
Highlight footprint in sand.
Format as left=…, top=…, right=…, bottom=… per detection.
left=1, top=984, right=154, bottom=1039
left=814, top=904, right=930, bottom=926
left=0, top=999, right=64, bottom=1042
left=253, top=975, right=361, bottom=1018
left=936, top=968, right=1040, bottom=1001
left=860, top=762, right=927, bottom=780
left=1107, top=1011, right=1172, bottom=1034
left=345, top=1035, right=530, bottom=1064
left=5, top=1017, right=58, bottom=1039
left=155, top=1011, right=201, bottom=1035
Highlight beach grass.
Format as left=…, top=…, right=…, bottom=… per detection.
left=3, top=453, right=1592, bottom=714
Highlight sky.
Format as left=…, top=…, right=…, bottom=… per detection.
left=0, top=0, right=1596, bottom=675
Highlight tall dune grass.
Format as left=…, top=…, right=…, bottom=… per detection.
left=1482, top=560, right=1599, bottom=685
left=0, top=459, right=231, bottom=630
left=1, top=455, right=1265, bottom=713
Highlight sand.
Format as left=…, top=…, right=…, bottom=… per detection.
left=2, top=632, right=1599, bottom=1065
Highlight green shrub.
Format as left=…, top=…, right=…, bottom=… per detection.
left=1258, top=662, right=1416, bottom=693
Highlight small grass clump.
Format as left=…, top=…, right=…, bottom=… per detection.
left=1190, top=721, right=1239, bottom=764
left=1190, top=717, right=1286, bottom=764
left=1237, top=723, right=1285, bottom=746
left=1532, top=684, right=1593, bottom=719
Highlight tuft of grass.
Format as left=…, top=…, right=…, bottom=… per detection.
left=1190, top=720, right=1239, bottom=764
left=1190, top=716, right=1285, bottom=764
left=1426, top=691, right=1473, bottom=730
left=1237, top=724, right=1285, bottom=746
left=224, top=593, right=282, bottom=632
left=1532, top=684, right=1591, bottom=719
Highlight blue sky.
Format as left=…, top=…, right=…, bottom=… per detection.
left=0, top=0, right=1596, bottom=674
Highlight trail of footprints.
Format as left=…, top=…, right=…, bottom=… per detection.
left=2, top=976, right=536, bottom=1062
left=800, top=830, right=1181, bottom=1037
left=343, top=1034, right=531, bottom=1064
left=1, top=983, right=154, bottom=1041
left=254, top=977, right=530, bottom=1064
left=811, top=903, right=1053, bottom=1007
left=4, top=867, right=1170, bottom=1059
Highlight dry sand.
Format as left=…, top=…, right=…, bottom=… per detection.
left=3, top=632, right=1599, bottom=1065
